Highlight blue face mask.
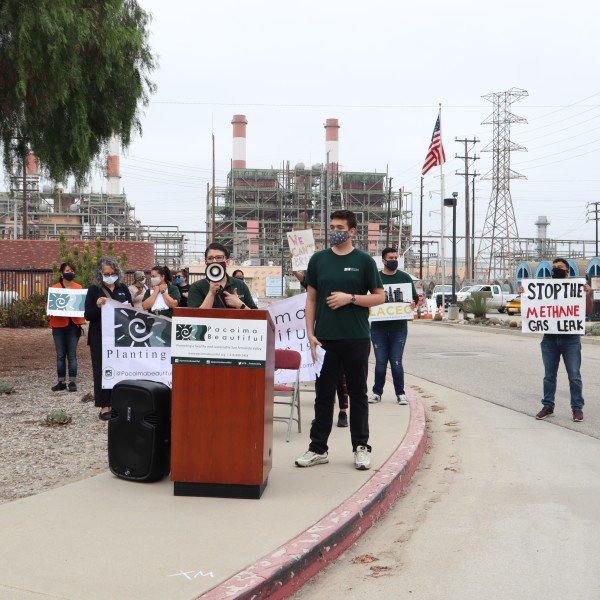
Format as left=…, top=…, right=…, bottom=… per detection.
left=385, top=260, right=399, bottom=271
left=62, top=272, right=75, bottom=281
left=330, top=230, right=350, bottom=246
left=175, top=277, right=183, bottom=285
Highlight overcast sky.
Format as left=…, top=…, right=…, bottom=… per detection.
left=11, top=0, right=600, bottom=250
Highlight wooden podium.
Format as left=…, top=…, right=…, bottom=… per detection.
left=170, top=308, right=275, bottom=499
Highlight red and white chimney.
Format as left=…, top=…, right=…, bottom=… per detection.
left=324, top=118, right=340, bottom=170
left=106, top=133, right=121, bottom=195
left=231, top=114, right=248, bottom=169
left=26, top=153, right=39, bottom=175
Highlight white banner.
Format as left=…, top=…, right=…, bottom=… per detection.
left=171, top=316, right=267, bottom=368
left=286, top=229, right=316, bottom=271
left=101, top=300, right=172, bottom=389
left=521, top=278, right=586, bottom=335
left=47, top=287, right=87, bottom=317
left=267, top=293, right=316, bottom=384
left=369, top=282, right=414, bottom=321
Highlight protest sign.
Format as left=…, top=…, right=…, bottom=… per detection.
left=101, top=300, right=172, bottom=388
left=521, top=278, right=586, bottom=334
left=369, top=282, right=414, bottom=322
left=267, top=293, right=316, bottom=383
left=286, top=229, right=315, bottom=271
left=47, top=287, right=87, bottom=317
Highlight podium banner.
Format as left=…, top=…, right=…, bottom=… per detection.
left=101, top=300, right=172, bottom=389
left=171, top=316, right=268, bottom=367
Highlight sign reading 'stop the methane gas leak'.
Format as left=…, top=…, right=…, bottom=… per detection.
left=521, top=278, right=586, bottom=335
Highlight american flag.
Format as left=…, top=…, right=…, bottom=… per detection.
left=422, top=112, right=446, bottom=176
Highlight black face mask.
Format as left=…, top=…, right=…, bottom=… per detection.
left=551, top=267, right=568, bottom=279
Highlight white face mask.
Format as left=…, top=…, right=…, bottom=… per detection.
left=151, top=277, right=161, bottom=287
left=102, top=274, right=118, bottom=285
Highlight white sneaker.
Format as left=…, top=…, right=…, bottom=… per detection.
left=295, top=450, right=329, bottom=468
left=354, top=445, right=371, bottom=470
left=397, top=394, right=409, bottom=405
left=368, top=393, right=381, bottom=404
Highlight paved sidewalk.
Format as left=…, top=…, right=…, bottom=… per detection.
left=0, top=373, right=426, bottom=600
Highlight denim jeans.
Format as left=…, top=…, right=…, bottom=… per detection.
left=540, top=334, right=584, bottom=409
left=52, top=324, right=80, bottom=382
left=371, top=328, right=408, bottom=396
left=309, top=338, right=371, bottom=454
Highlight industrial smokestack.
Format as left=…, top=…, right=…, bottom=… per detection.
left=324, top=118, right=340, bottom=170
left=26, top=153, right=39, bottom=175
left=232, top=114, right=248, bottom=168
left=106, top=133, right=121, bottom=195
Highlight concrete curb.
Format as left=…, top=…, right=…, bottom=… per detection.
left=198, top=390, right=428, bottom=600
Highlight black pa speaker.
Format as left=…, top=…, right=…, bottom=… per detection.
left=108, top=380, right=171, bottom=482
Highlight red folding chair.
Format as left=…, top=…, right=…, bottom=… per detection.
left=273, top=349, right=302, bottom=442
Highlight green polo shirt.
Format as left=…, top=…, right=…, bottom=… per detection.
left=305, top=248, right=383, bottom=340
left=371, top=270, right=418, bottom=332
left=187, top=275, right=258, bottom=309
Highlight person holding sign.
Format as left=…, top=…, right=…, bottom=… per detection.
left=295, top=210, right=384, bottom=471
left=526, top=258, right=593, bottom=422
left=48, top=262, right=85, bottom=392
left=142, top=265, right=180, bottom=318
left=188, top=243, right=257, bottom=310
left=84, top=257, right=133, bottom=420
left=369, top=247, right=418, bottom=406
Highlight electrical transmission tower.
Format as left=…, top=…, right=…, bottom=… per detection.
left=477, top=87, right=528, bottom=280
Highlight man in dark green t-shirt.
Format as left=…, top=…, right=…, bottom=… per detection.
left=188, top=243, right=257, bottom=310
left=369, top=247, right=418, bottom=406
left=295, top=210, right=384, bottom=471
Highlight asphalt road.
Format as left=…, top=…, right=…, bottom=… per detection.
left=403, top=321, right=600, bottom=437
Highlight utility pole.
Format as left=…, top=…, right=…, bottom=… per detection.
left=587, top=202, right=600, bottom=257
left=455, top=137, right=479, bottom=280
left=419, top=177, right=424, bottom=279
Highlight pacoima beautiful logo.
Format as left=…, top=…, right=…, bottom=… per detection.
left=175, top=324, right=208, bottom=341
left=48, top=291, right=79, bottom=312
left=113, top=306, right=172, bottom=347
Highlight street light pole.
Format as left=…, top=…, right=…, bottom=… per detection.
left=444, top=192, right=458, bottom=305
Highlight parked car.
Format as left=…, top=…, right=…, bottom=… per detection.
left=432, top=285, right=453, bottom=309
left=505, top=297, right=521, bottom=315
left=456, top=284, right=518, bottom=312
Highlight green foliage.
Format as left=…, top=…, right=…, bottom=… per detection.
left=509, top=320, right=519, bottom=328
left=0, top=380, right=15, bottom=394
left=53, top=233, right=127, bottom=287
left=3, top=293, right=48, bottom=327
left=433, top=312, right=443, bottom=321
left=463, top=292, right=488, bottom=318
left=0, top=0, right=156, bottom=185
left=44, top=409, right=72, bottom=426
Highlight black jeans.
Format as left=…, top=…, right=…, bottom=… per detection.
left=309, top=338, right=371, bottom=454
left=89, top=325, right=112, bottom=408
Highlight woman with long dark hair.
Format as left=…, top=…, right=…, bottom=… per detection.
left=142, top=265, right=180, bottom=318
left=84, top=256, right=133, bottom=420
left=48, top=262, right=86, bottom=392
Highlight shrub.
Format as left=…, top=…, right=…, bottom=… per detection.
left=0, top=380, right=15, bottom=394
left=509, top=320, right=519, bottom=328
left=463, top=292, right=488, bottom=318
left=44, top=409, right=72, bottom=426
left=4, top=293, right=48, bottom=328
left=433, top=312, right=443, bottom=321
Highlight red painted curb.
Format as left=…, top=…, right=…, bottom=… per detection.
left=198, top=389, right=428, bottom=600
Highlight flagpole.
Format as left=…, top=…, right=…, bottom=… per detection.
left=439, top=104, right=446, bottom=290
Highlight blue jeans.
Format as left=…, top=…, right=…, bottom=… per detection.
left=540, top=334, right=584, bottom=409
left=371, top=328, right=408, bottom=396
left=52, top=324, right=80, bottom=382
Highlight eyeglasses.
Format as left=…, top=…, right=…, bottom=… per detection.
left=206, top=255, right=226, bottom=263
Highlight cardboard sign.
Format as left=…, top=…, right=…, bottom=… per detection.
left=521, top=278, right=586, bottom=335
left=286, top=229, right=315, bottom=271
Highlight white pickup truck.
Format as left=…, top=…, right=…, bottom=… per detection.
left=456, top=284, right=518, bottom=312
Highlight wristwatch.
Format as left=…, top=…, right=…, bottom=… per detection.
left=239, top=303, right=246, bottom=309
left=160, top=289, right=166, bottom=294
left=351, top=294, right=356, bottom=304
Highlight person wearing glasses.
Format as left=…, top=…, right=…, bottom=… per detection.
left=188, top=243, right=257, bottom=310
left=524, top=257, right=593, bottom=423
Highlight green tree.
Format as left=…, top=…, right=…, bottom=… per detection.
left=0, top=0, right=156, bottom=237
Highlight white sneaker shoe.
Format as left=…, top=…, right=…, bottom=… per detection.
left=295, top=450, right=329, bottom=468
left=368, top=393, right=381, bottom=404
left=397, top=394, right=409, bottom=405
left=354, top=445, right=371, bottom=470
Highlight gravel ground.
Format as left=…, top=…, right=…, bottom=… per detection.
left=0, top=328, right=109, bottom=505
